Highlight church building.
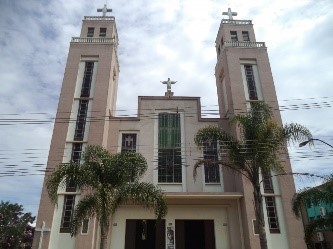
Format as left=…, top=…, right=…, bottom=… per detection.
left=33, top=5, right=306, bottom=249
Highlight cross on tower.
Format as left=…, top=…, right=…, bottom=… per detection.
left=222, top=8, right=237, bottom=20
left=97, top=4, right=112, bottom=17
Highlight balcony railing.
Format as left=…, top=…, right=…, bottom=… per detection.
left=222, top=19, right=252, bottom=25
left=223, top=41, right=266, bottom=48
left=216, top=41, right=266, bottom=64
left=84, top=16, right=115, bottom=21
left=71, top=37, right=116, bottom=44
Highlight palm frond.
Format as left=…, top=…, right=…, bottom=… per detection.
left=193, top=158, right=251, bottom=181
left=112, top=152, right=148, bottom=182
left=283, top=123, right=313, bottom=145
left=111, top=182, right=167, bottom=219
left=231, top=101, right=272, bottom=128
left=194, top=102, right=313, bottom=249
left=194, top=126, right=230, bottom=146
left=82, top=145, right=110, bottom=165
left=71, top=194, right=99, bottom=236
left=46, top=144, right=167, bottom=244
left=46, top=162, right=81, bottom=204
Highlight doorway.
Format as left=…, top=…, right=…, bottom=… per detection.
left=125, top=219, right=165, bottom=249
left=175, top=220, right=216, bottom=249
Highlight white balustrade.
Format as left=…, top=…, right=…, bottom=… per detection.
left=222, top=19, right=252, bottom=25
left=71, top=37, right=115, bottom=44
left=223, top=41, right=265, bottom=48
left=84, top=16, right=115, bottom=21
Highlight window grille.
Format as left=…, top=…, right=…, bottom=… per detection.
left=99, top=28, right=107, bottom=37
left=74, top=100, right=89, bottom=141
left=71, top=143, right=83, bottom=163
left=244, top=65, right=258, bottom=100
left=121, top=134, right=137, bottom=152
left=158, top=113, right=182, bottom=183
left=242, top=31, right=250, bottom=41
left=65, top=143, right=83, bottom=192
left=80, top=62, right=94, bottom=97
left=265, top=196, right=280, bottom=233
left=230, top=31, right=238, bottom=42
left=203, top=141, right=220, bottom=183
left=60, top=195, right=75, bottom=233
left=87, top=27, right=94, bottom=37
left=262, top=172, right=274, bottom=193
left=121, top=133, right=137, bottom=182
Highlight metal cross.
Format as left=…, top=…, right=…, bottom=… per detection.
left=222, top=8, right=237, bottom=20
left=161, top=78, right=177, bottom=93
left=97, top=4, right=112, bottom=17
left=35, top=221, right=51, bottom=249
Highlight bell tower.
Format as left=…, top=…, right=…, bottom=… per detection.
left=215, top=9, right=274, bottom=118
left=33, top=4, right=119, bottom=249
left=214, top=8, right=306, bottom=249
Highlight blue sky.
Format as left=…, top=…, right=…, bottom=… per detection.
left=0, top=0, right=332, bottom=217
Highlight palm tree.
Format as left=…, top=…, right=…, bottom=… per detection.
left=193, top=102, right=312, bottom=249
left=47, top=145, right=167, bottom=249
left=292, top=176, right=333, bottom=248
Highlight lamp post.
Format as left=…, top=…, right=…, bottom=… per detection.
left=299, top=138, right=333, bottom=149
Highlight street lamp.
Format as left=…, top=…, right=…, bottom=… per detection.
left=299, top=138, right=333, bottom=149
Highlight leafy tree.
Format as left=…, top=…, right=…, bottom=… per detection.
left=47, top=145, right=167, bottom=249
left=194, top=102, right=312, bottom=249
left=292, top=175, right=333, bottom=248
left=0, top=201, right=35, bottom=249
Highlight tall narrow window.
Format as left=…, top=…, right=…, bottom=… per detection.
left=242, top=31, right=250, bottom=41
left=60, top=195, right=75, bottom=233
left=158, top=113, right=182, bottom=183
left=71, top=143, right=83, bottom=163
left=81, top=61, right=94, bottom=97
left=241, top=62, right=263, bottom=102
left=252, top=219, right=259, bottom=235
left=244, top=65, right=258, bottom=100
left=262, top=172, right=274, bottom=193
left=99, top=28, right=107, bottom=37
left=265, top=197, right=280, bottom=233
left=222, top=78, right=229, bottom=114
left=66, top=143, right=83, bottom=192
left=121, top=134, right=137, bottom=152
left=230, top=31, right=238, bottom=42
left=81, top=219, right=89, bottom=234
left=87, top=27, right=94, bottom=37
left=121, top=134, right=137, bottom=182
left=74, top=100, right=89, bottom=141
left=203, top=141, right=220, bottom=183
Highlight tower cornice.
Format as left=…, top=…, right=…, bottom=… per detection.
left=84, top=16, right=115, bottom=21
left=221, top=19, right=252, bottom=25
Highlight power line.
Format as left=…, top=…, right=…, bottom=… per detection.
left=0, top=142, right=332, bottom=177
left=0, top=97, right=332, bottom=177
left=0, top=97, right=333, bottom=125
